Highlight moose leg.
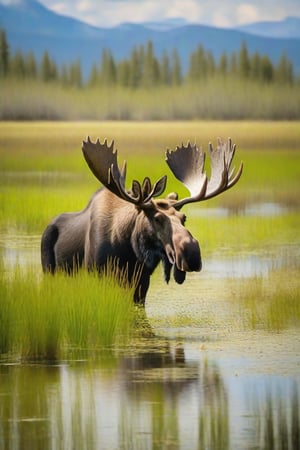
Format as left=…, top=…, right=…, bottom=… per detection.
left=41, top=224, right=59, bottom=273
left=134, top=272, right=151, bottom=306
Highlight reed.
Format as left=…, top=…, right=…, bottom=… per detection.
left=0, top=264, right=136, bottom=361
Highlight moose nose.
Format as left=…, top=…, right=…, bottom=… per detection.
left=176, top=237, right=202, bottom=272
left=185, top=238, right=202, bottom=271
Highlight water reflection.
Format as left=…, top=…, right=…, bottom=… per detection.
left=1, top=341, right=299, bottom=450
left=190, top=202, right=292, bottom=218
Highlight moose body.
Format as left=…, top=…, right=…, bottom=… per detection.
left=41, top=137, right=243, bottom=304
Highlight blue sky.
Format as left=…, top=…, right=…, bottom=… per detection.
left=35, top=0, right=300, bottom=28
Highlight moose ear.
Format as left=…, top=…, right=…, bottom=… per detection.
left=141, top=177, right=152, bottom=199
left=152, top=175, right=167, bottom=198
left=131, top=180, right=142, bottom=202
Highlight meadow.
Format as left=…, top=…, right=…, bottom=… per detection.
left=0, top=120, right=300, bottom=361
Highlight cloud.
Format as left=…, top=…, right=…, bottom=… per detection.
left=236, top=3, right=259, bottom=24
left=38, top=0, right=300, bottom=28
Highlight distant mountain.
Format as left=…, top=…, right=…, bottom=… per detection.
left=1, top=0, right=300, bottom=78
left=143, top=18, right=190, bottom=31
left=238, top=17, right=300, bottom=39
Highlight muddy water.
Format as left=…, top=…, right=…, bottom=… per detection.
left=1, top=205, right=300, bottom=450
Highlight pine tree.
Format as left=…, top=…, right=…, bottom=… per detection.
left=218, top=52, right=228, bottom=77
left=238, top=41, right=250, bottom=78
left=69, top=60, right=82, bottom=87
left=0, top=29, right=9, bottom=77
left=206, top=51, right=215, bottom=76
left=10, top=50, right=26, bottom=78
left=88, top=63, right=99, bottom=86
left=60, top=64, right=70, bottom=86
left=229, top=53, right=237, bottom=77
left=188, top=45, right=207, bottom=81
left=250, top=52, right=261, bottom=81
left=161, top=50, right=171, bottom=85
left=171, top=48, right=182, bottom=85
left=129, top=47, right=143, bottom=88
left=25, top=51, right=37, bottom=79
left=41, top=51, right=53, bottom=82
left=276, top=53, right=294, bottom=84
left=143, top=41, right=160, bottom=87
left=118, top=60, right=130, bottom=87
left=260, top=55, right=273, bottom=83
left=100, top=49, right=116, bottom=85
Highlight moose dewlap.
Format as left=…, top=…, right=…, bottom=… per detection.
left=41, top=137, right=243, bottom=305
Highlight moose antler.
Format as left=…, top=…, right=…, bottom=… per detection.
left=82, top=137, right=167, bottom=205
left=166, top=138, right=243, bottom=209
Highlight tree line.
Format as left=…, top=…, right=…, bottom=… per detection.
left=0, top=28, right=296, bottom=88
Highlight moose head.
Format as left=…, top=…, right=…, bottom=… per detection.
left=41, top=136, right=243, bottom=304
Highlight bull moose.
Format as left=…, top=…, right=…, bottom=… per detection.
left=41, top=137, right=243, bottom=304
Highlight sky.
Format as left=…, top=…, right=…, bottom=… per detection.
left=32, top=0, right=300, bottom=28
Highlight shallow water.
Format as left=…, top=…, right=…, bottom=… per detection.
left=1, top=203, right=300, bottom=450
left=0, top=333, right=299, bottom=450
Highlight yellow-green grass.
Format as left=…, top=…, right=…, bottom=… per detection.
left=1, top=121, right=300, bottom=231
left=232, top=268, right=300, bottom=331
left=0, top=264, right=136, bottom=361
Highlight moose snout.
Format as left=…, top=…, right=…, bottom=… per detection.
left=175, top=236, right=202, bottom=272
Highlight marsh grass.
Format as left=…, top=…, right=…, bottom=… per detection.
left=0, top=264, right=136, bottom=361
left=233, top=268, right=300, bottom=331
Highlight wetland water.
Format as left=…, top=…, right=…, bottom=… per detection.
left=1, top=202, right=299, bottom=450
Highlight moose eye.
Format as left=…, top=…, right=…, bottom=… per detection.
left=154, top=212, right=165, bottom=226
left=182, top=214, right=187, bottom=224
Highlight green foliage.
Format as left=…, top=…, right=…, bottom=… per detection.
left=0, top=28, right=9, bottom=77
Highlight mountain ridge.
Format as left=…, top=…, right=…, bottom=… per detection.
left=1, top=0, right=299, bottom=76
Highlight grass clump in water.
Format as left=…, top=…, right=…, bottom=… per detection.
left=234, top=268, right=300, bottom=331
left=0, top=263, right=136, bottom=361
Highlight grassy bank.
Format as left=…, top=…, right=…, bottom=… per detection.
left=1, top=78, right=300, bottom=120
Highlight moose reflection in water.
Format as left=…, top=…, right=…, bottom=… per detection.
left=1, top=338, right=299, bottom=450
left=41, top=137, right=243, bottom=304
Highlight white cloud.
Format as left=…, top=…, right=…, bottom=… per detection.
left=212, top=11, right=232, bottom=28
left=236, top=3, right=259, bottom=25
left=77, top=1, right=93, bottom=13
left=38, top=0, right=300, bottom=28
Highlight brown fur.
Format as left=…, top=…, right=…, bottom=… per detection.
left=41, top=188, right=201, bottom=304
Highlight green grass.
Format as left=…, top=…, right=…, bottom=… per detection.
left=0, top=264, right=136, bottom=360
left=1, top=120, right=300, bottom=232
left=232, top=268, right=300, bottom=331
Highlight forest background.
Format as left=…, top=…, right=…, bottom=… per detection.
left=0, top=28, right=299, bottom=120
